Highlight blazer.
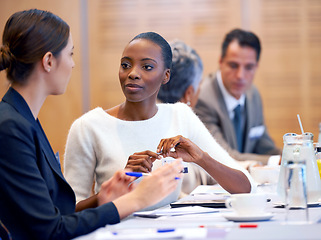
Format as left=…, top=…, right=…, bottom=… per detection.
left=0, top=88, right=120, bottom=240
left=194, top=72, right=281, bottom=165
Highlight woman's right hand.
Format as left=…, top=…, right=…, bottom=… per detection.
left=113, top=158, right=184, bottom=219
left=157, top=135, right=204, bottom=164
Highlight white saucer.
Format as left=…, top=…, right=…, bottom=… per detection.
left=222, top=212, right=273, bottom=222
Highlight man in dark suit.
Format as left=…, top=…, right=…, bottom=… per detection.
left=195, top=29, right=281, bottom=165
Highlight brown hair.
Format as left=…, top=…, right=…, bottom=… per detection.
left=0, top=9, right=70, bottom=83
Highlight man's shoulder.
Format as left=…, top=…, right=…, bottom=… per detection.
left=203, top=71, right=218, bottom=85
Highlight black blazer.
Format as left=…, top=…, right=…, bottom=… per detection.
left=0, top=88, right=119, bottom=240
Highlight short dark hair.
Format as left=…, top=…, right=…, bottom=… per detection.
left=158, top=40, right=203, bottom=103
left=221, top=28, right=261, bottom=61
left=0, top=9, right=70, bottom=83
left=130, top=32, right=172, bottom=70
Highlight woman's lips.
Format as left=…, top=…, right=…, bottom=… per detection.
left=125, top=83, right=143, bottom=92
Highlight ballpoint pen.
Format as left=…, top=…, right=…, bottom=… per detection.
left=125, top=172, right=151, bottom=177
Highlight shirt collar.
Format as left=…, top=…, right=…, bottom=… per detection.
left=217, top=71, right=245, bottom=118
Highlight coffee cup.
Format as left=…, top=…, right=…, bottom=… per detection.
left=225, top=193, right=268, bottom=216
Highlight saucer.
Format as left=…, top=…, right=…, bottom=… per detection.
left=222, top=212, right=273, bottom=222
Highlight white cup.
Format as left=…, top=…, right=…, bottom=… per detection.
left=225, top=193, right=268, bottom=216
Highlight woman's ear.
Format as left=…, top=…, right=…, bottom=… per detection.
left=42, top=52, right=53, bottom=73
left=162, top=69, right=171, bottom=85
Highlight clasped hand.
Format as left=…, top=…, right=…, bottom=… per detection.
left=125, top=135, right=204, bottom=173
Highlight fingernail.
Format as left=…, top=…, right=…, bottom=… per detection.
left=175, top=177, right=180, bottom=180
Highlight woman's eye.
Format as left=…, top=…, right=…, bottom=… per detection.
left=143, top=65, right=153, bottom=71
left=121, top=62, right=131, bottom=69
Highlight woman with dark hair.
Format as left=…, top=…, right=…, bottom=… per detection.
left=64, top=32, right=255, bottom=211
left=0, top=10, right=183, bottom=240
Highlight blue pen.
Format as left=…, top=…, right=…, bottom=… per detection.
left=157, top=228, right=175, bottom=233
left=125, top=172, right=150, bottom=177
left=125, top=172, right=180, bottom=180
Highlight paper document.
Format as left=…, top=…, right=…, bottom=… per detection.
left=94, top=227, right=208, bottom=240
left=133, top=206, right=218, bottom=218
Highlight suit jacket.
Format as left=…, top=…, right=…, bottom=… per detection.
left=194, top=72, right=281, bottom=165
left=0, top=88, right=119, bottom=240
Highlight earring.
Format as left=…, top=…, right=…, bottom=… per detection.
left=47, top=69, right=50, bottom=72
left=187, top=101, right=191, bottom=106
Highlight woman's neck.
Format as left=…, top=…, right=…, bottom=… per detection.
left=114, top=101, right=158, bottom=121
left=12, top=81, right=47, bottom=120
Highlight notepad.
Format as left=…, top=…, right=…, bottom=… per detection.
left=170, top=192, right=230, bottom=208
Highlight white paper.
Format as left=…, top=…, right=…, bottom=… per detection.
left=133, top=206, right=218, bottom=218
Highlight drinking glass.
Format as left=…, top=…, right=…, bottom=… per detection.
left=284, top=157, right=309, bottom=223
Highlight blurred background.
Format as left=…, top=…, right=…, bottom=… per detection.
left=1, top=0, right=321, bottom=169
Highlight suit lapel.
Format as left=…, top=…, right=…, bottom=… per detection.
left=213, top=77, right=238, bottom=149
left=36, top=119, right=65, bottom=179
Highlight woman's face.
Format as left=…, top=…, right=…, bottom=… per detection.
left=119, top=39, right=170, bottom=104
left=50, top=33, right=75, bottom=95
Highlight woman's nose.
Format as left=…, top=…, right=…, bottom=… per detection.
left=128, top=66, right=140, bottom=80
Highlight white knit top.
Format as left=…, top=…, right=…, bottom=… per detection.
left=64, top=102, right=255, bottom=209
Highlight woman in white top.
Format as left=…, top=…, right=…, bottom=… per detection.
left=64, top=32, right=254, bottom=210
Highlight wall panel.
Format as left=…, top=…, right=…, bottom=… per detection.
left=249, top=0, right=321, bottom=146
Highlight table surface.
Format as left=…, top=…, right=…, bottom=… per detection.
left=74, top=185, right=321, bottom=240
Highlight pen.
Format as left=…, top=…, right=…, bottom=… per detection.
left=125, top=172, right=180, bottom=180
left=239, top=224, right=258, bottom=228
left=125, top=172, right=150, bottom=177
left=111, top=228, right=176, bottom=235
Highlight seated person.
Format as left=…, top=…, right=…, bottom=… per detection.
left=64, top=32, right=255, bottom=209
left=157, top=39, right=203, bottom=108
left=0, top=9, right=183, bottom=240
left=194, top=29, right=281, bottom=166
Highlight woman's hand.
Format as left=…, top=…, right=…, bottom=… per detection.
left=75, top=170, right=136, bottom=211
left=97, top=170, right=136, bottom=206
left=125, top=150, right=161, bottom=173
left=113, top=158, right=184, bottom=219
left=157, top=135, right=204, bottom=164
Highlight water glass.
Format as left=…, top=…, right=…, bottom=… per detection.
left=284, top=159, right=309, bottom=223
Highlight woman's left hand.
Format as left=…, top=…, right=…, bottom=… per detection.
left=125, top=150, right=161, bottom=173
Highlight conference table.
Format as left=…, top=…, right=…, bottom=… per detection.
left=74, top=185, right=321, bottom=240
